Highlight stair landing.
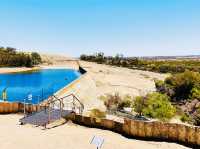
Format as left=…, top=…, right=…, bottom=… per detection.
left=19, top=109, right=72, bottom=126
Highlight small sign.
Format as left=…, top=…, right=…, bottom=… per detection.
left=2, top=90, right=7, bottom=101
left=28, top=94, right=32, bottom=101
left=90, top=136, right=104, bottom=149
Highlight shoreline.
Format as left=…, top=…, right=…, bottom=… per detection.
left=0, top=64, right=79, bottom=74
left=0, top=67, right=41, bottom=74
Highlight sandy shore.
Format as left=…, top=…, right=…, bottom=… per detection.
left=0, top=65, right=78, bottom=74
left=80, top=61, right=168, bottom=97
left=0, top=67, right=41, bottom=74
left=0, top=114, right=190, bottom=149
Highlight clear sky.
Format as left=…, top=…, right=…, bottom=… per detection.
left=0, top=0, right=199, bottom=57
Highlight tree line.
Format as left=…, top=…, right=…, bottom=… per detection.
left=0, top=47, right=42, bottom=67
left=80, top=52, right=200, bottom=73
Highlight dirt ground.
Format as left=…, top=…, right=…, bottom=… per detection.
left=0, top=114, right=190, bottom=149
left=80, top=61, right=168, bottom=97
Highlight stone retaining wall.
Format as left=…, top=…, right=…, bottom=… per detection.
left=66, top=114, right=200, bottom=147
left=0, top=102, right=44, bottom=114
left=1, top=102, right=199, bottom=147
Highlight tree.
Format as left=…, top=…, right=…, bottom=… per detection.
left=0, top=47, right=42, bottom=67
left=80, top=54, right=87, bottom=60
left=25, top=55, right=33, bottom=67
left=6, top=47, right=16, bottom=53
left=95, top=52, right=104, bottom=64
left=31, top=52, right=42, bottom=65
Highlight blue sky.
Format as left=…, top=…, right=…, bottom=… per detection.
left=0, top=0, right=199, bottom=57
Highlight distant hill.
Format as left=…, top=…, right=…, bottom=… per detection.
left=139, top=55, right=200, bottom=60
left=41, top=54, right=77, bottom=65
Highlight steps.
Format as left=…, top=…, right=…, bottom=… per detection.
left=19, top=94, right=84, bottom=127
left=19, top=109, right=72, bottom=126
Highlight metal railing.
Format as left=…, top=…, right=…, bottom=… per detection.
left=20, top=93, right=84, bottom=127
left=42, top=93, right=84, bottom=124
left=47, top=94, right=84, bottom=115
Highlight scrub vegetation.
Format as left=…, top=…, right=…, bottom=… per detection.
left=81, top=53, right=200, bottom=125
left=155, top=70, right=200, bottom=101
left=133, top=93, right=176, bottom=121
left=100, top=71, right=200, bottom=125
left=80, top=52, right=200, bottom=73
left=89, top=108, right=106, bottom=119
left=0, top=47, right=42, bottom=67
left=155, top=70, right=200, bottom=125
left=101, top=93, right=132, bottom=111
left=102, top=93, right=176, bottom=122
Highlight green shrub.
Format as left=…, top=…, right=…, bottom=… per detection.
left=190, top=87, right=200, bottom=100
left=89, top=109, right=106, bottom=119
left=132, top=96, right=146, bottom=116
left=155, top=80, right=165, bottom=89
left=158, top=65, right=170, bottom=73
left=193, top=107, right=200, bottom=126
left=154, top=70, right=200, bottom=103
left=142, top=93, right=176, bottom=121
left=180, top=113, right=192, bottom=123
left=118, top=99, right=132, bottom=110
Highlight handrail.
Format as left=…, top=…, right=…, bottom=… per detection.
left=45, top=93, right=84, bottom=113
left=72, top=95, right=84, bottom=111
left=47, top=95, right=61, bottom=104
left=59, top=93, right=84, bottom=111
left=21, top=93, right=84, bottom=127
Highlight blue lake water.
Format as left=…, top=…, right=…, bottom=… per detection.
left=0, top=69, right=81, bottom=104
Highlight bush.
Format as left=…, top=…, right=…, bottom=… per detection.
left=193, top=107, right=200, bottom=126
left=142, top=93, right=176, bottom=121
left=190, top=87, right=200, bottom=100
left=180, top=113, right=192, bottom=123
left=158, top=65, right=170, bottom=73
left=155, top=79, right=165, bottom=89
left=132, top=96, right=146, bottom=116
left=157, top=70, right=200, bottom=101
left=104, top=93, right=122, bottom=111
left=89, top=109, right=106, bottom=119
left=173, top=71, right=199, bottom=98
left=118, top=99, right=132, bottom=110
left=103, top=93, right=133, bottom=111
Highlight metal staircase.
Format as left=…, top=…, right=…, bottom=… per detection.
left=19, top=94, right=84, bottom=127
